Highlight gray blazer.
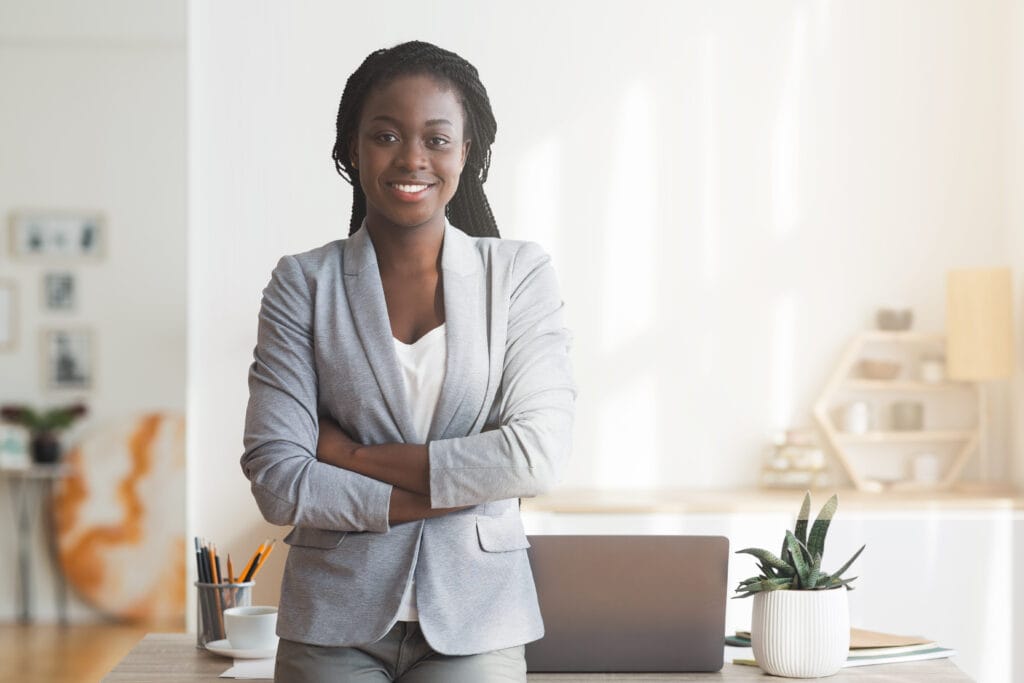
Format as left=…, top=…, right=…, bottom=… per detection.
left=241, top=221, right=575, bottom=654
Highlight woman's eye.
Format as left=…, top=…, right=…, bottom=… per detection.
left=429, top=137, right=450, bottom=147
left=375, top=133, right=398, bottom=144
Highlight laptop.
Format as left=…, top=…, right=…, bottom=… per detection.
left=525, top=535, right=729, bottom=673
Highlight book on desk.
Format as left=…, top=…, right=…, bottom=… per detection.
left=727, top=627, right=957, bottom=668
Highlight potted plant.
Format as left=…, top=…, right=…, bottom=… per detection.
left=734, top=492, right=865, bottom=678
left=0, top=403, right=88, bottom=464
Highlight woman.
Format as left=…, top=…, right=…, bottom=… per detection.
left=241, top=41, right=575, bottom=682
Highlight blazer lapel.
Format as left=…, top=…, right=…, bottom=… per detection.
left=430, top=222, right=489, bottom=441
left=343, top=225, right=417, bottom=444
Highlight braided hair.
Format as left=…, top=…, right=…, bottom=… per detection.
left=332, top=41, right=500, bottom=237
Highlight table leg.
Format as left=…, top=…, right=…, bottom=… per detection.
left=40, top=478, right=69, bottom=625
left=7, top=476, right=35, bottom=623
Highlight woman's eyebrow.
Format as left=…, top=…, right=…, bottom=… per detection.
left=370, top=114, right=454, bottom=128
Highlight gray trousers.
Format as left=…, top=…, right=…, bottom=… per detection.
left=275, top=622, right=527, bottom=682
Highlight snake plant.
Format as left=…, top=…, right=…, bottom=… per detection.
left=733, top=492, right=864, bottom=598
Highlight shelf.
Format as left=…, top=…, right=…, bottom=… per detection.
left=836, top=430, right=974, bottom=444
left=813, top=330, right=981, bottom=492
left=859, top=331, right=945, bottom=344
left=522, top=487, right=1024, bottom=513
left=843, top=380, right=972, bottom=392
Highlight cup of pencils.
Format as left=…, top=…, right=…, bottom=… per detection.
left=194, top=537, right=276, bottom=648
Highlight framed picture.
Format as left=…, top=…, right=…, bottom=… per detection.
left=9, top=211, right=105, bottom=260
left=43, top=272, right=76, bottom=311
left=0, top=280, right=15, bottom=351
left=42, top=328, right=94, bottom=391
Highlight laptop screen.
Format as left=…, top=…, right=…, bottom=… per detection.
left=525, top=535, right=729, bottom=673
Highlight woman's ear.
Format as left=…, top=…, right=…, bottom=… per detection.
left=460, top=139, right=472, bottom=169
left=348, top=138, right=359, bottom=170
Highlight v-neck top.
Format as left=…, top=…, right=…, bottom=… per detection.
left=391, top=322, right=447, bottom=621
left=392, top=323, right=447, bottom=442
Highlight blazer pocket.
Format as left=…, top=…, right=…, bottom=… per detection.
left=283, top=527, right=348, bottom=549
left=476, top=511, right=531, bottom=552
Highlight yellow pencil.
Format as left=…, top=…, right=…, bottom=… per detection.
left=238, top=542, right=266, bottom=583
left=227, top=554, right=234, bottom=584
left=251, top=540, right=277, bottom=579
left=208, top=543, right=219, bottom=584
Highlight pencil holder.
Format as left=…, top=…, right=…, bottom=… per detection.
left=195, top=581, right=254, bottom=648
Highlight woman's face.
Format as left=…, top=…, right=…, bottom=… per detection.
left=352, top=74, right=471, bottom=233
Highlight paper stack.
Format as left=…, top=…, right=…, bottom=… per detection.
left=727, top=627, right=957, bottom=668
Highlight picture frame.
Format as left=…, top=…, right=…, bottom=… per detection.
left=41, top=328, right=94, bottom=391
left=9, top=210, right=106, bottom=261
left=43, top=272, right=76, bottom=311
left=0, top=280, right=16, bottom=351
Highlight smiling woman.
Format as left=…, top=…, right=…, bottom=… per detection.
left=240, top=41, right=575, bottom=683
left=353, top=75, right=471, bottom=239
left=331, top=41, right=500, bottom=238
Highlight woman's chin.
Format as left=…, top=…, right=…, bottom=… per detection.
left=369, top=208, right=447, bottom=232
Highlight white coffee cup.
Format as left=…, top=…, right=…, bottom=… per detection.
left=224, top=605, right=278, bottom=650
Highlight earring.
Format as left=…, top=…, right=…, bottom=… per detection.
left=351, top=160, right=358, bottom=169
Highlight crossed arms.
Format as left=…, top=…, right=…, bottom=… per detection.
left=315, top=418, right=462, bottom=524
left=241, top=242, right=575, bottom=534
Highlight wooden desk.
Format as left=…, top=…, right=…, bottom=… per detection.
left=103, top=634, right=972, bottom=682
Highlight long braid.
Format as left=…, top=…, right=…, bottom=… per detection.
left=332, top=41, right=500, bottom=237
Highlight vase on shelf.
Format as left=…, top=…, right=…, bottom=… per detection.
left=30, top=432, right=62, bottom=464
left=1, top=403, right=87, bottom=466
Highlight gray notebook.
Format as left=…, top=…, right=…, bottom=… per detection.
left=525, top=535, right=729, bottom=673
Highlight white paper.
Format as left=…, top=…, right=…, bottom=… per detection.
left=219, top=657, right=275, bottom=679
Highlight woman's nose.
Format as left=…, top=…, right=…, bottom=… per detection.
left=394, top=139, right=427, bottom=169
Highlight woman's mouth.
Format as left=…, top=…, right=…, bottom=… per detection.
left=387, top=182, right=435, bottom=201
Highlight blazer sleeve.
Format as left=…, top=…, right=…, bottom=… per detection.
left=241, top=254, right=393, bottom=533
left=427, top=241, right=576, bottom=508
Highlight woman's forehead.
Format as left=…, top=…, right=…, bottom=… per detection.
left=360, top=73, right=466, bottom=127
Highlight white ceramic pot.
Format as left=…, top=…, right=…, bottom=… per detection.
left=751, top=589, right=850, bottom=678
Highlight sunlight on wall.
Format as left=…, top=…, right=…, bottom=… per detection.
left=771, top=7, right=807, bottom=240
left=698, top=321, right=718, bottom=488
left=596, top=373, right=658, bottom=489
left=601, top=81, right=656, bottom=356
left=701, top=33, right=721, bottom=283
left=978, top=512, right=1013, bottom=682
left=924, top=512, right=939, bottom=585
left=594, top=81, right=660, bottom=488
left=514, top=136, right=561, bottom=267
left=771, top=292, right=797, bottom=429
left=813, top=0, right=834, bottom=56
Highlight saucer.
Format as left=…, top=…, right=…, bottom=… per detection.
left=205, top=638, right=278, bottom=659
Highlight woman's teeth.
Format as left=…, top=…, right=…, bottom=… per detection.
left=393, top=183, right=429, bottom=193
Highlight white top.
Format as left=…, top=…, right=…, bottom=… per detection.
left=392, top=323, right=447, bottom=621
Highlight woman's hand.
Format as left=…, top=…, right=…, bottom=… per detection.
left=316, top=415, right=362, bottom=469
left=389, top=486, right=472, bottom=524
left=316, top=417, right=431, bottom=495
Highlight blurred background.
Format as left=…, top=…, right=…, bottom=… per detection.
left=0, top=0, right=1022, bottom=680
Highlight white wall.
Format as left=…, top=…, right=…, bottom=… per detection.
left=1009, top=0, right=1024, bottom=489
left=0, top=0, right=1015, bottom=642
left=187, top=3, right=1023, bottom=649
left=0, top=0, right=186, bottom=620
left=190, top=0, right=1016, bottom=546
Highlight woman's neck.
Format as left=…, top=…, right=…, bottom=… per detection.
left=365, top=216, right=444, bottom=276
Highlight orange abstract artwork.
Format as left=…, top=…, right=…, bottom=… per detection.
left=53, top=413, right=186, bottom=623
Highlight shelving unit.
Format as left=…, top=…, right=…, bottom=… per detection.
left=842, top=379, right=970, bottom=392
left=812, top=331, right=980, bottom=492
left=835, top=430, right=974, bottom=444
